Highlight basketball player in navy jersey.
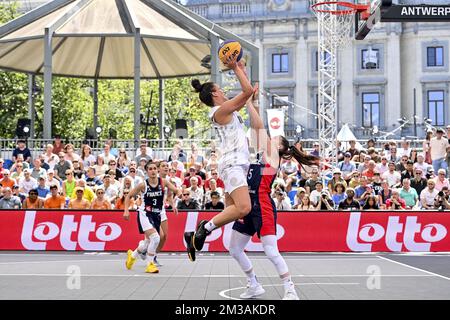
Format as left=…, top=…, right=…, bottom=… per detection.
left=124, top=161, right=180, bottom=273
left=229, top=88, right=318, bottom=300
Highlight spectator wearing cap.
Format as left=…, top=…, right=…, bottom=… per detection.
left=71, top=180, right=95, bottom=203
left=19, top=169, right=38, bottom=195
left=36, top=176, right=50, bottom=198
left=361, top=160, right=377, bottom=182
left=31, top=158, right=47, bottom=181
left=328, top=168, right=347, bottom=191
left=400, top=160, right=415, bottom=183
left=357, top=154, right=371, bottom=173
left=354, top=176, right=375, bottom=206
left=45, top=169, right=60, bottom=189
left=410, top=167, right=427, bottom=196
left=12, top=139, right=32, bottom=164
left=337, top=152, right=356, bottom=182
left=44, top=184, right=66, bottom=209
left=274, top=189, right=292, bottom=210
left=22, top=188, right=44, bottom=209
left=430, top=128, right=450, bottom=174
left=54, top=152, right=72, bottom=181
left=182, top=166, right=203, bottom=188
left=433, top=169, right=450, bottom=192
left=315, top=190, right=334, bottom=210
left=134, top=143, right=153, bottom=164
left=90, top=186, right=112, bottom=210
left=12, top=184, right=26, bottom=203
left=420, top=179, right=439, bottom=209
left=382, top=162, right=401, bottom=187
left=100, top=144, right=116, bottom=165
left=346, top=140, right=360, bottom=159
left=395, top=154, right=409, bottom=172
left=0, top=169, right=15, bottom=189
left=0, top=187, right=22, bottom=209
left=69, top=186, right=91, bottom=209
left=413, top=154, right=429, bottom=178
left=204, top=191, right=225, bottom=210
left=305, top=167, right=320, bottom=194
left=338, top=188, right=361, bottom=210
left=399, top=178, right=419, bottom=209
left=385, top=189, right=406, bottom=210
left=293, top=187, right=307, bottom=209
left=52, top=135, right=65, bottom=154
left=310, top=142, right=320, bottom=157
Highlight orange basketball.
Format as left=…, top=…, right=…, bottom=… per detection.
left=218, top=40, right=243, bottom=64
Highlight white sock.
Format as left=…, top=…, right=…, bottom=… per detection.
left=131, top=250, right=139, bottom=259
left=205, top=220, right=217, bottom=232
left=245, top=269, right=258, bottom=287
left=282, top=275, right=293, bottom=290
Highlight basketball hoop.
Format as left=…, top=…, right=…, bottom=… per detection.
left=310, top=1, right=371, bottom=47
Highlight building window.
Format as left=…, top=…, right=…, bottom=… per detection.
left=361, top=48, right=379, bottom=69
left=272, top=53, right=289, bottom=73
left=362, top=93, right=380, bottom=128
left=427, top=47, right=444, bottom=67
left=315, top=50, right=331, bottom=71
left=427, top=90, right=445, bottom=126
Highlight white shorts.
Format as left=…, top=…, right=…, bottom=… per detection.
left=160, top=208, right=168, bottom=222
left=220, top=164, right=250, bottom=194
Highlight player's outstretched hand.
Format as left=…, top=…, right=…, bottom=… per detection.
left=223, top=56, right=237, bottom=69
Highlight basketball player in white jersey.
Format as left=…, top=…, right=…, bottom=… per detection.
left=187, top=58, right=254, bottom=260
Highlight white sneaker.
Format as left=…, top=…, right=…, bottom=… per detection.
left=282, top=283, right=300, bottom=300
left=240, top=283, right=265, bottom=299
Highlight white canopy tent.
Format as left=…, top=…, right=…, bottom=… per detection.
left=0, top=0, right=260, bottom=140
left=337, top=123, right=363, bottom=150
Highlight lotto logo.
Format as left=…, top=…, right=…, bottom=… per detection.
left=346, top=212, right=448, bottom=252
left=21, top=211, right=122, bottom=251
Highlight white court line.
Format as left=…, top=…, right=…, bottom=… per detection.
left=377, top=255, right=450, bottom=282
left=219, top=282, right=360, bottom=300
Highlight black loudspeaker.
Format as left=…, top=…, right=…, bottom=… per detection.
left=16, top=118, right=31, bottom=138
left=175, top=119, right=188, bottom=139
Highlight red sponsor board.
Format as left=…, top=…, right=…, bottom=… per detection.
left=0, top=210, right=449, bottom=252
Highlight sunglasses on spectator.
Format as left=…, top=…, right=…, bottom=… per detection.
left=183, top=193, right=190, bottom=196
left=76, top=190, right=83, bottom=193
left=109, top=162, right=116, bottom=165
left=97, top=191, right=105, bottom=194
left=439, top=173, right=445, bottom=176
left=120, top=152, right=126, bottom=154
left=29, top=193, right=38, bottom=195
left=130, top=170, right=136, bottom=173
left=66, top=172, right=72, bottom=175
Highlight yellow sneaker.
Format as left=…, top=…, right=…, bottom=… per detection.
left=145, top=262, right=159, bottom=273
left=125, top=249, right=136, bottom=270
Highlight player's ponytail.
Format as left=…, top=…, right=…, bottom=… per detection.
left=191, top=79, right=216, bottom=107
left=279, top=136, right=319, bottom=166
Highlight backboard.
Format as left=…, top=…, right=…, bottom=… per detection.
left=355, top=0, right=392, bottom=40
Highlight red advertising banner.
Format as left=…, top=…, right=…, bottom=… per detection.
left=0, top=210, right=449, bottom=252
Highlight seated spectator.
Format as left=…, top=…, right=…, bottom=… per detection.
left=426, top=167, right=436, bottom=180
left=194, top=162, right=207, bottom=181
left=54, top=152, right=72, bottom=181
left=398, top=139, right=412, bottom=158
left=115, top=189, right=136, bottom=210
left=382, top=161, right=401, bottom=187
left=127, top=165, right=144, bottom=187
left=137, top=158, right=148, bottom=179
left=62, top=169, right=76, bottom=198
left=134, top=143, right=152, bottom=164
left=434, top=169, right=449, bottom=191
left=305, top=167, right=320, bottom=194
left=204, top=191, right=225, bottom=210
left=19, top=169, right=38, bottom=195
left=205, top=151, right=219, bottom=172
left=168, top=141, right=187, bottom=163
left=106, top=170, right=122, bottom=189
left=44, top=184, right=66, bottom=209
left=42, top=144, right=58, bottom=170
left=346, top=140, right=360, bottom=159
left=69, top=187, right=91, bottom=209
left=332, top=182, right=347, bottom=207
left=91, top=187, right=112, bottom=210
left=135, top=139, right=154, bottom=159
left=0, top=187, right=21, bottom=209
left=310, top=142, right=320, bottom=157
left=309, top=181, right=324, bottom=207
left=31, top=158, right=47, bottom=181
left=399, top=178, right=419, bottom=209
left=297, top=195, right=314, bottom=210
left=354, top=176, right=374, bottom=206
left=315, top=190, right=334, bottom=210
left=413, top=153, right=429, bottom=178
left=168, top=168, right=182, bottom=188
left=376, top=156, right=389, bottom=175
left=434, top=186, right=450, bottom=210
left=22, top=188, right=44, bottom=209
left=203, top=179, right=223, bottom=204
left=94, top=154, right=109, bottom=177
left=121, top=176, right=134, bottom=195
left=400, top=160, right=415, bottom=184
left=45, top=169, right=61, bottom=190
left=12, top=185, right=26, bottom=203
left=385, top=189, right=406, bottom=210
left=99, top=144, right=115, bottom=165
left=187, top=177, right=204, bottom=204
left=107, top=159, right=125, bottom=180
left=337, top=152, right=356, bottom=183
left=293, top=187, right=307, bottom=209
left=396, top=155, right=409, bottom=172
left=274, top=190, right=292, bottom=210
left=387, top=146, right=400, bottom=163
left=378, top=180, right=392, bottom=209
left=357, top=155, right=371, bottom=173
left=362, top=160, right=377, bottom=182
left=117, top=150, right=130, bottom=175
left=183, top=166, right=202, bottom=188
left=80, top=144, right=96, bottom=169
left=102, top=174, right=119, bottom=204
left=12, top=139, right=32, bottom=163
left=328, top=168, right=347, bottom=191
left=52, top=135, right=65, bottom=154
left=177, top=191, right=200, bottom=210
left=36, top=177, right=50, bottom=199
left=85, top=167, right=102, bottom=188
left=11, top=154, right=29, bottom=173
left=169, top=160, right=185, bottom=179
left=362, top=195, right=379, bottom=210
left=420, top=179, right=439, bottom=210
left=72, top=160, right=85, bottom=180
left=410, top=168, right=427, bottom=196
left=338, top=188, right=361, bottom=210
left=70, top=180, right=95, bottom=203
left=188, top=143, right=206, bottom=168
left=0, top=170, right=15, bottom=189
left=371, top=171, right=383, bottom=195
left=348, top=171, right=361, bottom=189
left=64, top=143, right=80, bottom=163
left=204, top=170, right=224, bottom=190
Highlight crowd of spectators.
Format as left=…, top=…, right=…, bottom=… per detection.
left=0, top=125, right=449, bottom=211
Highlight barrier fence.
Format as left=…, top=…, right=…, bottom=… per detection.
left=0, top=210, right=449, bottom=252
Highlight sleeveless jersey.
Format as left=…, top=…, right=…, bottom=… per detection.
left=140, top=178, right=165, bottom=215
left=209, top=106, right=249, bottom=170
left=247, top=153, right=278, bottom=198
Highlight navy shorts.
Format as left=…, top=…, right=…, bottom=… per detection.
left=137, top=210, right=161, bottom=234
left=232, top=198, right=277, bottom=238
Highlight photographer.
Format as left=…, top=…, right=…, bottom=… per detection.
left=273, top=190, right=292, bottom=210
left=434, top=186, right=450, bottom=210
left=316, top=190, right=335, bottom=211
